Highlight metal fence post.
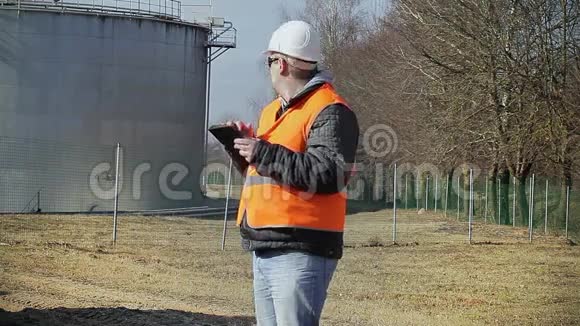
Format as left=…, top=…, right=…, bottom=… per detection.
left=444, top=174, right=449, bottom=218
left=528, top=174, right=536, bottom=242
left=565, top=185, right=570, bottom=240
left=425, top=175, right=429, bottom=211
left=528, top=175, right=532, bottom=234
left=544, top=179, right=549, bottom=234
left=457, top=175, right=460, bottom=221
left=435, top=175, right=438, bottom=213
left=405, top=173, right=408, bottom=210
left=112, top=143, right=121, bottom=245
left=484, top=176, right=488, bottom=223
left=393, top=164, right=397, bottom=244
left=221, top=159, right=233, bottom=250
left=36, top=190, right=41, bottom=213
left=416, top=174, right=419, bottom=211
left=498, top=179, right=501, bottom=225
left=469, top=169, right=473, bottom=243
left=513, top=176, right=516, bottom=227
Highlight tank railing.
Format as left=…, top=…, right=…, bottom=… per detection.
left=0, top=0, right=186, bottom=22
left=180, top=3, right=211, bottom=26
left=208, top=21, right=236, bottom=48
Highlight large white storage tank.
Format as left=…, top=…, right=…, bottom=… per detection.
left=0, top=0, right=228, bottom=212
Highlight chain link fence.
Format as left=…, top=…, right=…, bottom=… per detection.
left=0, top=136, right=208, bottom=214
left=343, top=165, right=579, bottom=245
left=1, top=136, right=577, bottom=248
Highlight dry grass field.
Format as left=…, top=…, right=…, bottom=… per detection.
left=0, top=210, right=579, bottom=325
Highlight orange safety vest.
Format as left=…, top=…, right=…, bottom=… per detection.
left=236, top=83, right=350, bottom=232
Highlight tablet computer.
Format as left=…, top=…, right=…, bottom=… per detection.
left=208, top=124, right=249, bottom=173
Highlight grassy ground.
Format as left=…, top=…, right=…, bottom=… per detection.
left=0, top=210, right=579, bottom=325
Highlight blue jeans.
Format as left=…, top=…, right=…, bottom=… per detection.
left=252, top=249, right=338, bottom=326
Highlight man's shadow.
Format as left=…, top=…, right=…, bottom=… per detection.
left=0, top=307, right=254, bottom=326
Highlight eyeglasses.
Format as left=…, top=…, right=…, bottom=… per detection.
left=267, top=57, right=280, bottom=68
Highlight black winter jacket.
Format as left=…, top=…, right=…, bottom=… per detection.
left=239, top=79, right=359, bottom=259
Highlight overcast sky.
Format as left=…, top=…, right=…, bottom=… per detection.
left=196, top=0, right=388, bottom=123
left=204, top=1, right=304, bottom=124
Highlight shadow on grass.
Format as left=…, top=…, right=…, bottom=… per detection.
left=197, top=198, right=392, bottom=219
left=0, top=307, right=254, bottom=326
left=346, top=200, right=390, bottom=214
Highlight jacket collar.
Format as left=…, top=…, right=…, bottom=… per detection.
left=279, top=70, right=334, bottom=110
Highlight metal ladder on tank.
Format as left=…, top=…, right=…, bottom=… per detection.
left=201, top=18, right=237, bottom=188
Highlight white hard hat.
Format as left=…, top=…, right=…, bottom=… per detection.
left=265, top=20, right=321, bottom=63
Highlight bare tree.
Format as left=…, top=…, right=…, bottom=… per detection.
left=388, top=0, right=580, bottom=224
left=279, top=0, right=579, bottom=216
left=300, top=0, right=369, bottom=67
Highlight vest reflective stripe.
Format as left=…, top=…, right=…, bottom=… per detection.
left=244, top=175, right=279, bottom=187
left=236, top=83, right=349, bottom=232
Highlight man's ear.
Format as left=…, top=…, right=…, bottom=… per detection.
left=279, top=58, right=289, bottom=76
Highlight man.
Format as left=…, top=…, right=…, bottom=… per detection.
left=231, top=20, right=359, bottom=326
